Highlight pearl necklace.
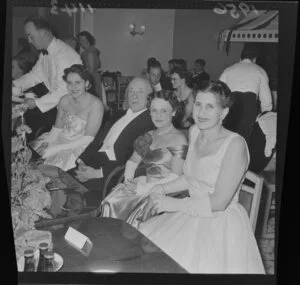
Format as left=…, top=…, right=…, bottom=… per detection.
left=155, top=124, right=174, bottom=136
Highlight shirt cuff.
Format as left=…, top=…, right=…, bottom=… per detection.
left=96, top=167, right=103, bottom=179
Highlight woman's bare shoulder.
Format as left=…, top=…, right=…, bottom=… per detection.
left=59, top=94, right=71, bottom=107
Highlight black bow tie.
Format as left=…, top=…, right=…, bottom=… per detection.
left=40, top=49, right=48, bottom=55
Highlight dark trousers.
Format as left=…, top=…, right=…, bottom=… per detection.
left=67, top=167, right=105, bottom=208
left=24, top=107, right=57, bottom=142
left=248, top=120, right=276, bottom=173
left=23, top=83, right=57, bottom=141
left=223, top=91, right=258, bottom=143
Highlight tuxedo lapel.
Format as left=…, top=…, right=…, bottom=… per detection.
left=113, top=110, right=155, bottom=160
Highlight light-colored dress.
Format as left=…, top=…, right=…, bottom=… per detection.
left=100, top=132, right=188, bottom=228
left=139, top=126, right=265, bottom=274
left=32, top=112, right=88, bottom=171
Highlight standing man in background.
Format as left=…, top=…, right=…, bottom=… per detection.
left=191, top=58, right=210, bottom=89
left=12, top=15, right=82, bottom=140
left=219, top=46, right=273, bottom=142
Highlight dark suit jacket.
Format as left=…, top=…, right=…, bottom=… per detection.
left=78, top=109, right=156, bottom=177
left=160, top=74, right=173, bottom=91
left=191, top=71, right=210, bottom=89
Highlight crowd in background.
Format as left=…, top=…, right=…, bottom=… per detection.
left=11, top=14, right=277, bottom=274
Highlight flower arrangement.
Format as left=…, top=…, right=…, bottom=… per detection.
left=11, top=109, right=52, bottom=240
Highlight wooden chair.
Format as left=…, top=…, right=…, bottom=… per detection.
left=238, top=170, right=264, bottom=232
left=116, top=76, right=134, bottom=109
left=102, top=75, right=117, bottom=107
left=260, top=152, right=276, bottom=236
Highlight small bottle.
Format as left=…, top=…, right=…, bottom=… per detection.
left=43, top=250, right=55, bottom=272
left=23, top=249, right=35, bottom=272
left=36, top=242, right=49, bottom=272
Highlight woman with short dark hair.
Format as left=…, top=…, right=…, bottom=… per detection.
left=101, top=89, right=188, bottom=227
left=170, top=66, right=194, bottom=133
left=30, top=64, right=104, bottom=171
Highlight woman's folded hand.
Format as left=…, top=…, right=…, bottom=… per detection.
left=140, top=193, right=183, bottom=223
left=150, top=184, right=165, bottom=195
left=124, top=179, right=137, bottom=193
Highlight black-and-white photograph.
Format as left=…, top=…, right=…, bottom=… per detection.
left=4, top=0, right=297, bottom=283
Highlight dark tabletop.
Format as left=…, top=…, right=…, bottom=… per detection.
left=51, top=217, right=187, bottom=273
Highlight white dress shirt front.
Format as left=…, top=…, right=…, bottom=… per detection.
left=13, top=38, right=82, bottom=113
left=219, top=59, right=273, bottom=112
left=98, top=108, right=147, bottom=161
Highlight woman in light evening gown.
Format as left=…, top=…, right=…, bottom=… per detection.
left=138, top=80, right=265, bottom=274
left=31, top=64, right=104, bottom=171
left=100, top=90, right=188, bottom=228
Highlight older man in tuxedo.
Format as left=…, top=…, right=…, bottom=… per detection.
left=67, top=77, right=156, bottom=206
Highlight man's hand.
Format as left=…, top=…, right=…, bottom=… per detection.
left=75, top=165, right=101, bottom=182
left=24, top=98, right=36, bottom=109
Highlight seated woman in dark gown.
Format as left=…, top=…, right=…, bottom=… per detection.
left=170, top=66, right=194, bottom=136
left=100, top=90, right=188, bottom=228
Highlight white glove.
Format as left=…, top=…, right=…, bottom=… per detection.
left=42, top=135, right=94, bottom=158
left=124, top=160, right=139, bottom=181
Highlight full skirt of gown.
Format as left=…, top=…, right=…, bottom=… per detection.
left=139, top=127, right=265, bottom=274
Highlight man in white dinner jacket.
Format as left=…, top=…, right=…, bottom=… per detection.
left=219, top=45, right=273, bottom=142
left=12, top=15, right=82, bottom=140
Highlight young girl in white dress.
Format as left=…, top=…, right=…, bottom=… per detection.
left=138, top=80, right=265, bottom=274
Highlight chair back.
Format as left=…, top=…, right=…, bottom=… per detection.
left=116, top=76, right=134, bottom=109
left=238, top=170, right=264, bottom=232
left=102, top=165, right=126, bottom=201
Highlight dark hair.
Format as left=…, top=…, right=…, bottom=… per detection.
left=168, top=59, right=176, bottom=65
left=24, top=15, right=54, bottom=34
left=195, top=58, right=206, bottom=67
left=197, top=80, right=233, bottom=109
left=241, top=47, right=258, bottom=60
left=78, top=31, right=96, bottom=46
left=13, top=54, right=36, bottom=74
left=170, top=66, right=192, bottom=86
left=63, top=64, right=92, bottom=89
left=147, top=60, right=162, bottom=73
left=147, top=57, right=157, bottom=68
left=174, top=59, right=187, bottom=69
left=146, top=89, right=180, bottom=112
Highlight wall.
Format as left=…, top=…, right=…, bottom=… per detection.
left=12, top=7, right=75, bottom=56
left=173, top=9, right=244, bottom=80
left=91, top=9, right=175, bottom=76
left=12, top=7, right=39, bottom=56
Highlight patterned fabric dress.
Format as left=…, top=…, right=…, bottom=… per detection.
left=138, top=126, right=265, bottom=274
left=32, top=112, right=88, bottom=171
left=100, top=132, right=188, bottom=228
